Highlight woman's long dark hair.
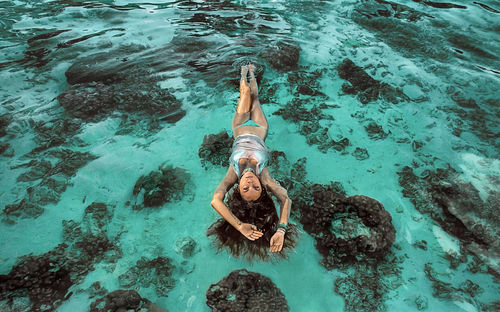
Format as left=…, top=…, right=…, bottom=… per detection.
left=207, top=183, right=298, bottom=261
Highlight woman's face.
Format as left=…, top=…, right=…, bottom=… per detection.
left=239, top=171, right=262, bottom=201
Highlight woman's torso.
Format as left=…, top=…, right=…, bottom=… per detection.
left=230, top=134, right=269, bottom=179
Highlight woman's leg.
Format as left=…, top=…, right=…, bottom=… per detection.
left=248, top=64, right=268, bottom=138
left=231, top=66, right=252, bottom=131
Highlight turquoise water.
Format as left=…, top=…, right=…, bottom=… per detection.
left=0, top=0, right=499, bottom=311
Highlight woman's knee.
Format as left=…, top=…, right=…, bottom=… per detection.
left=240, top=85, right=251, bottom=96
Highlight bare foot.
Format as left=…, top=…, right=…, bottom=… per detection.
left=241, top=65, right=249, bottom=80
left=248, top=63, right=255, bottom=78
left=248, top=63, right=258, bottom=95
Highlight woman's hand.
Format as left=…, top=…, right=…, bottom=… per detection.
left=270, top=231, right=284, bottom=252
left=239, top=223, right=263, bottom=241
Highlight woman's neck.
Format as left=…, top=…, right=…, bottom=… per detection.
left=238, top=158, right=258, bottom=179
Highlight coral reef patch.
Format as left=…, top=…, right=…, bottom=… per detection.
left=398, top=165, right=500, bottom=274
left=206, top=269, right=289, bottom=312
left=273, top=98, right=347, bottom=153
left=132, top=163, right=192, bottom=209
left=261, top=40, right=301, bottom=72
left=198, top=131, right=233, bottom=169
left=59, top=45, right=185, bottom=137
left=89, top=289, right=168, bottom=312
left=424, top=262, right=487, bottom=310
left=0, top=202, right=121, bottom=311
left=295, top=184, right=396, bottom=269
left=337, top=59, right=409, bottom=104
left=334, top=256, right=403, bottom=312
left=3, top=149, right=98, bottom=223
left=266, top=151, right=401, bottom=312
left=118, top=257, right=176, bottom=297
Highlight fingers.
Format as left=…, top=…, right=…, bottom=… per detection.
left=270, top=242, right=283, bottom=252
left=269, top=236, right=283, bottom=252
left=246, top=228, right=263, bottom=241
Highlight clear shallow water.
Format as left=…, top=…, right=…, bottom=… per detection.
left=0, top=0, right=499, bottom=311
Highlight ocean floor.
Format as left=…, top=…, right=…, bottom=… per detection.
left=0, top=0, right=499, bottom=311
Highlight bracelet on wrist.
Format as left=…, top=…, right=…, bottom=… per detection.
left=276, top=228, right=286, bottom=235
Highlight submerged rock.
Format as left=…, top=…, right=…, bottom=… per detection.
left=0, top=202, right=120, bottom=311
left=198, top=131, right=233, bottom=169
left=398, top=165, right=500, bottom=274
left=89, top=289, right=168, bottom=312
left=132, top=164, right=191, bottom=208
left=174, top=237, right=199, bottom=258
left=337, top=59, right=408, bottom=104
left=206, top=269, right=289, bottom=312
left=118, top=257, right=176, bottom=297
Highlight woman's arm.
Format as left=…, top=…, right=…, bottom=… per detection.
left=261, top=167, right=291, bottom=252
left=210, top=166, right=239, bottom=228
left=210, top=166, right=263, bottom=240
left=260, top=167, right=292, bottom=225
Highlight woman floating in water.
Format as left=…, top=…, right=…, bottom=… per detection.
left=207, top=64, right=298, bottom=261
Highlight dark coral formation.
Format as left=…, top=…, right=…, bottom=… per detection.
left=273, top=98, right=348, bottom=153
left=0, top=202, right=120, bottom=311
left=3, top=149, right=97, bottom=223
left=352, top=147, right=369, bottom=160
left=132, top=163, right=191, bottom=208
left=118, top=257, right=176, bottom=297
left=271, top=69, right=364, bottom=155
left=337, top=59, right=408, bottom=104
left=398, top=165, right=500, bottom=274
left=198, top=131, right=233, bottom=169
left=30, top=118, right=82, bottom=154
left=261, top=40, right=301, bottom=71
left=266, top=152, right=401, bottom=311
left=287, top=69, right=326, bottom=97
left=58, top=80, right=184, bottom=124
left=58, top=45, right=185, bottom=137
left=334, top=255, right=403, bottom=312
left=206, top=269, right=289, bottom=312
left=0, top=244, right=73, bottom=311
left=295, top=184, right=396, bottom=269
left=440, top=89, right=500, bottom=153
left=351, top=0, right=499, bottom=73
left=424, top=263, right=484, bottom=307
left=0, top=114, right=11, bottom=138
left=364, top=121, right=390, bottom=140
left=64, top=45, right=145, bottom=85
left=89, top=289, right=168, bottom=312
left=0, top=142, right=13, bottom=156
